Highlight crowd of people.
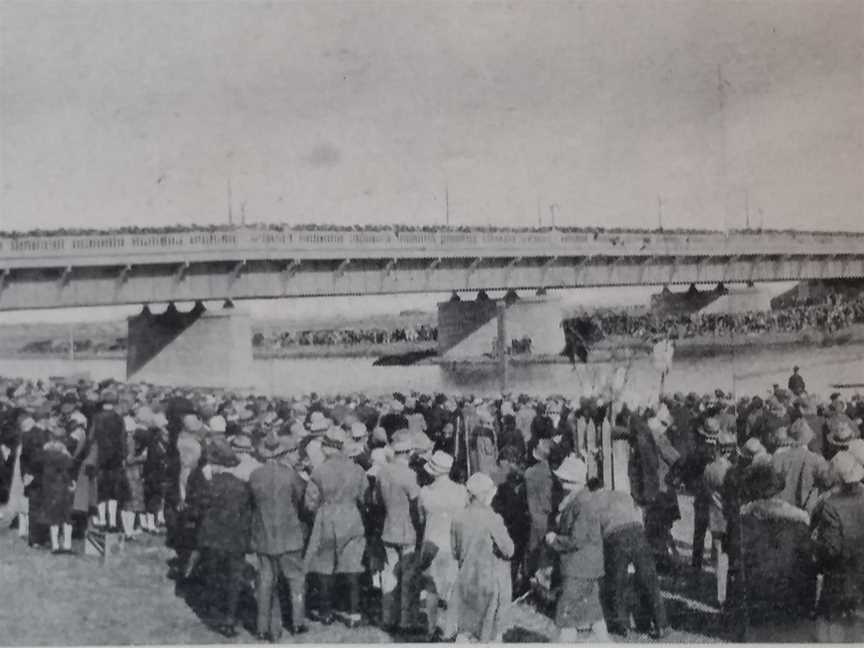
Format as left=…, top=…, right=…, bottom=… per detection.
left=254, top=324, right=438, bottom=350
left=1, top=371, right=864, bottom=642
left=591, top=293, right=864, bottom=341
left=4, top=222, right=860, bottom=240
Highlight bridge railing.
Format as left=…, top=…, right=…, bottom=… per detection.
left=2, top=227, right=864, bottom=262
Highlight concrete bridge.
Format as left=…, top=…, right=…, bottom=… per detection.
left=2, top=227, right=864, bottom=311
left=3, top=226, right=862, bottom=388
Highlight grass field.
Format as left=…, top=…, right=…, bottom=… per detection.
left=0, top=496, right=737, bottom=646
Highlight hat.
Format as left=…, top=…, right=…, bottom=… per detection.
left=831, top=451, right=864, bottom=485
left=827, top=418, right=856, bottom=446
left=183, top=414, right=203, bottom=434
left=372, top=426, right=388, bottom=445
left=391, top=430, right=413, bottom=454
left=69, top=411, right=87, bottom=426
left=425, top=451, right=454, bottom=476
left=349, top=422, right=368, bottom=440
left=553, top=455, right=588, bottom=485
left=717, top=431, right=737, bottom=447
left=344, top=441, right=364, bottom=459
left=307, top=411, right=330, bottom=433
left=739, top=437, right=767, bottom=461
left=208, top=438, right=240, bottom=468
left=532, top=438, right=552, bottom=462
left=411, top=431, right=434, bottom=454
left=208, top=415, right=227, bottom=434
left=466, top=472, right=496, bottom=499
left=258, top=432, right=291, bottom=460
left=698, top=417, right=721, bottom=440
left=788, top=418, right=814, bottom=446
left=321, top=426, right=347, bottom=451
left=229, top=434, right=254, bottom=454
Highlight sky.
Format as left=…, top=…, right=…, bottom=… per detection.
left=1, top=0, right=862, bottom=236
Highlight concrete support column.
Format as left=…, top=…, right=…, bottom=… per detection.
left=126, top=303, right=253, bottom=389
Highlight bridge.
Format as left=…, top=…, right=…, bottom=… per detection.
left=2, top=227, right=864, bottom=311
left=3, top=226, right=863, bottom=388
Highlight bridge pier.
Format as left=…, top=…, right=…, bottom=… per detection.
left=126, top=302, right=253, bottom=389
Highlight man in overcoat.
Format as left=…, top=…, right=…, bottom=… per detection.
left=249, top=434, right=308, bottom=640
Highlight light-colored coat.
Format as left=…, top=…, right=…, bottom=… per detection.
left=449, top=501, right=514, bottom=641
left=304, top=453, right=367, bottom=574
left=420, top=476, right=468, bottom=598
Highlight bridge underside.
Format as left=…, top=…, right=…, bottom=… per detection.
left=2, top=253, right=864, bottom=310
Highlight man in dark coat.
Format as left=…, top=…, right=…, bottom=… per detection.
left=23, top=405, right=51, bottom=547
left=195, top=439, right=252, bottom=638
left=248, top=434, right=308, bottom=640
left=811, top=451, right=864, bottom=621
left=92, top=388, right=126, bottom=530
left=787, top=366, right=806, bottom=397
left=524, top=439, right=554, bottom=579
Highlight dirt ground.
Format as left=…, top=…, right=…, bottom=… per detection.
left=0, top=497, right=727, bottom=645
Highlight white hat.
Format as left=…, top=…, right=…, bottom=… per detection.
left=307, top=411, right=330, bottom=433
left=554, top=455, right=588, bottom=485
left=466, top=472, right=496, bottom=499
left=425, top=451, right=454, bottom=476
left=350, top=421, right=368, bottom=440
left=831, top=451, right=864, bottom=485
left=208, top=415, right=227, bottom=434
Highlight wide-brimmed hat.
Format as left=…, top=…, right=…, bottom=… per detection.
left=425, top=451, right=454, bottom=476
left=391, top=430, right=413, bottom=454
left=411, top=431, right=434, bottom=455
left=827, top=418, right=856, bottom=446
left=554, top=455, right=588, bottom=485
left=321, top=426, right=347, bottom=451
left=698, top=417, right=721, bottom=440
left=831, top=451, right=864, bottom=485
left=257, top=432, right=295, bottom=460
left=466, top=472, right=496, bottom=499
left=349, top=421, right=368, bottom=440
left=229, top=434, right=254, bottom=454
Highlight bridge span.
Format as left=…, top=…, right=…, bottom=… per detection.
left=1, top=227, right=863, bottom=311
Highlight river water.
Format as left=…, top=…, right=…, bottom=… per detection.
left=1, top=342, right=862, bottom=401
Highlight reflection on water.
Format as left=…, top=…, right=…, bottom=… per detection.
left=1, top=342, right=862, bottom=400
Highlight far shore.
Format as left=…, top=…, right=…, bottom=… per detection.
left=4, top=323, right=864, bottom=366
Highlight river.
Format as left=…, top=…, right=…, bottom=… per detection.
left=1, top=341, right=862, bottom=400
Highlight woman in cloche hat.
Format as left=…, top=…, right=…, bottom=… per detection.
left=448, top=472, right=513, bottom=642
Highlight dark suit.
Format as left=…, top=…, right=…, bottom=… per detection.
left=249, top=461, right=308, bottom=637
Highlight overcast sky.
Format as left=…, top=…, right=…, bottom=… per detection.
left=1, top=0, right=862, bottom=234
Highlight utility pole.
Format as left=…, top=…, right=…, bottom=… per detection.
left=227, top=177, right=233, bottom=225
left=241, top=200, right=247, bottom=226
left=657, top=195, right=664, bottom=230
left=445, top=183, right=450, bottom=226
left=745, top=189, right=750, bottom=229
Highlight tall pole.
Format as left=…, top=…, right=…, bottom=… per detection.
left=227, top=177, right=233, bottom=225
left=657, top=195, right=663, bottom=230
left=496, top=302, right=508, bottom=393
left=445, top=183, right=450, bottom=226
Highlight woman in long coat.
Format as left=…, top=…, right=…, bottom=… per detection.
left=418, top=451, right=468, bottom=639
left=449, top=472, right=514, bottom=642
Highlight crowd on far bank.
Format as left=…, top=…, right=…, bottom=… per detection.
left=2, top=368, right=864, bottom=642
left=593, top=292, right=864, bottom=341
